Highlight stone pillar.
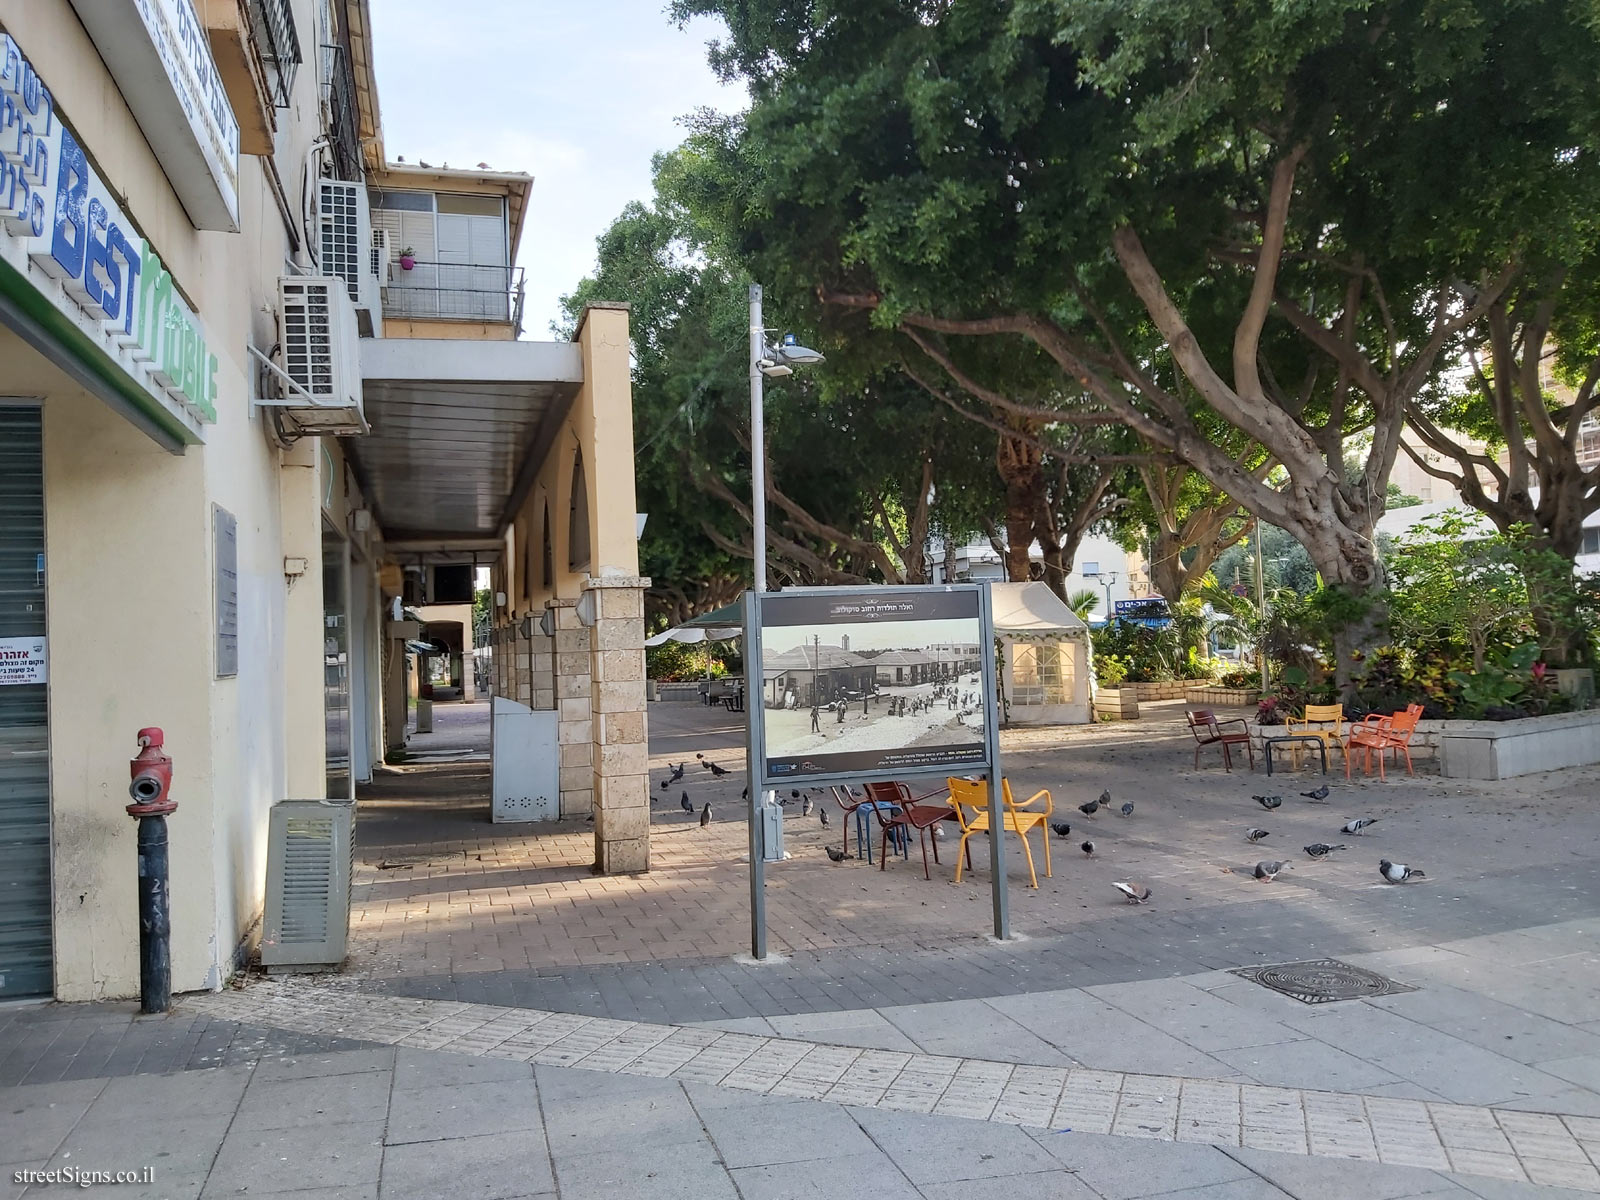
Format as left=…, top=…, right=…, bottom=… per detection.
left=529, top=628, right=555, bottom=711
left=550, top=597, right=594, bottom=817
left=586, top=576, right=651, bottom=874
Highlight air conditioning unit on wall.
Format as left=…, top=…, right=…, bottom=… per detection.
left=260, top=276, right=369, bottom=436
left=319, top=179, right=383, bottom=334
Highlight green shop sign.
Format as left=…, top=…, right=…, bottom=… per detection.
left=2, top=30, right=216, bottom=444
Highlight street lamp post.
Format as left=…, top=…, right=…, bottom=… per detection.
left=745, top=282, right=825, bottom=959
left=1095, top=571, right=1119, bottom=622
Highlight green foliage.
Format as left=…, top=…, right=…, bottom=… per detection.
left=1065, top=589, right=1100, bottom=622
left=646, top=640, right=733, bottom=683
left=1093, top=653, right=1129, bottom=687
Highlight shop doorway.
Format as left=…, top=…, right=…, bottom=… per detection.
left=0, top=404, right=51, bottom=998
left=324, top=524, right=352, bottom=800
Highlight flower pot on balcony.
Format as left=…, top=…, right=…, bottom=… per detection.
left=398, top=255, right=415, bottom=270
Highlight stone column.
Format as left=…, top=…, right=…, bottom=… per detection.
left=529, top=626, right=555, bottom=711
left=586, top=576, right=651, bottom=874
left=550, top=597, right=594, bottom=817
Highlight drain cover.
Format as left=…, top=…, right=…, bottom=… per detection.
left=1231, top=959, right=1415, bottom=1004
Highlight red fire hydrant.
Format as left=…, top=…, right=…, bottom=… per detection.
left=127, top=728, right=177, bottom=1013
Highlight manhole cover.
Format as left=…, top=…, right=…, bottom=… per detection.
left=1230, top=959, right=1415, bottom=1004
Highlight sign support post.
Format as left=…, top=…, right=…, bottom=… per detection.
left=743, top=588, right=768, bottom=960
left=977, top=584, right=1010, bottom=940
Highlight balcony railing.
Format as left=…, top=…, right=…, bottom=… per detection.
left=248, top=0, right=300, bottom=108
left=384, top=260, right=526, bottom=332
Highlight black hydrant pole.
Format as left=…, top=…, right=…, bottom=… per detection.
left=127, top=727, right=177, bottom=1015
left=134, top=813, right=172, bottom=1013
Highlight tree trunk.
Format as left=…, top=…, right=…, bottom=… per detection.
left=996, top=427, right=1045, bottom=582
left=1297, top=523, right=1389, bottom=690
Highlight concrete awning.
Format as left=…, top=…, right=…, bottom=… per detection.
left=351, top=338, right=583, bottom=547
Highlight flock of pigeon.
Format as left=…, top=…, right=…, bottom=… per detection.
left=1245, top=787, right=1425, bottom=886
left=655, top=754, right=1427, bottom=902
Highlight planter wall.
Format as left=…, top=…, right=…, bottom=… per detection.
left=1185, top=685, right=1258, bottom=707
left=1093, top=688, right=1140, bottom=720
left=1119, top=680, right=1190, bottom=702
left=653, top=682, right=702, bottom=702
left=1438, top=708, right=1600, bottom=780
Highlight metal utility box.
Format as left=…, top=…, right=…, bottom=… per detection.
left=261, top=798, right=356, bottom=972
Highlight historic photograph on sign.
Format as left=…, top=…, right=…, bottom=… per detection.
left=757, top=589, right=988, bottom=780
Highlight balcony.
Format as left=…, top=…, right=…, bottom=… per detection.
left=321, top=42, right=361, bottom=181
left=384, top=260, right=526, bottom=333
left=203, top=0, right=300, bottom=156
left=249, top=0, right=300, bottom=107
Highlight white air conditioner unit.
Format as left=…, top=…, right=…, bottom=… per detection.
left=261, top=799, right=356, bottom=972
left=258, top=275, right=369, bottom=436
left=319, top=179, right=382, bottom=333
left=369, top=228, right=391, bottom=301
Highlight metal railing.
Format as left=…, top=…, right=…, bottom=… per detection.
left=384, top=259, right=526, bottom=327
left=248, top=0, right=300, bottom=107
left=320, top=43, right=361, bottom=180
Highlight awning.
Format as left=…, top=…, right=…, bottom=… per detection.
left=645, top=625, right=740, bottom=646
left=684, top=601, right=743, bottom=628
left=350, top=338, right=583, bottom=548
left=990, top=581, right=1093, bottom=640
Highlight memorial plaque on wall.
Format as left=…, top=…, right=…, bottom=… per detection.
left=214, top=506, right=238, bottom=677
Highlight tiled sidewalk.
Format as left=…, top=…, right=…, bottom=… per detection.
left=182, top=977, right=1600, bottom=1192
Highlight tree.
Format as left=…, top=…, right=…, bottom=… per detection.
left=1135, top=464, right=1254, bottom=604
left=1405, top=262, right=1600, bottom=666
left=561, top=164, right=993, bottom=617
left=672, top=0, right=1594, bottom=682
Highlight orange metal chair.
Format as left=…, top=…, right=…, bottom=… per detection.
left=946, top=777, right=1052, bottom=888
left=1285, top=703, right=1345, bottom=766
left=1345, top=704, right=1422, bottom=780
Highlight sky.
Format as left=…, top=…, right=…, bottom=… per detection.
left=368, top=1, right=745, bottom=337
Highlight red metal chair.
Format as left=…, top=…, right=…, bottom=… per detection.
left=1187, top=709, right=1255, bottom=771
left=865, top=781, right=953, bottom=879
left=829, top=784, right=867, bottom=857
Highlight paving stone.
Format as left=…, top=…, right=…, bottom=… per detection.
left=850, top=1106, right=1060, bottom=1184
left=379, top=1129, right=554, bottom=1199
left=548, top=1139, right=738, bottom=1200
left=729, top=1152, right=922, bottom=1200
left=915, top=1170, right=1102, bottom=1200
left=687, top=1089, right=877, bottom=1168
left=202, top=1120, right=386, bottom=1196
left=385, top=1078, right=543, bottom=1144
left=237, top=1069, right=393, bottom=1129
left=1024, top=1129, right=1256, bottom=1199
left=392, top=1049, right=532, bottom=1091
left=0, top=1077, right=110, bottom=1160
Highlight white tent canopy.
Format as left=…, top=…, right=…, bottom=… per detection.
left=645, top=624, right=740, bottom=647
left=989, top=582, right=1093, bottom=725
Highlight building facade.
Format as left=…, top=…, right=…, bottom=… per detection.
left=0, top=0, right=646, bottom=1002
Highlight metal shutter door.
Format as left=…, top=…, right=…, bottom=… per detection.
left=0, top=405, right=51, bottom=998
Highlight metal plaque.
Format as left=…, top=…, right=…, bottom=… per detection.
left=214, top=506, right=238, bottom=678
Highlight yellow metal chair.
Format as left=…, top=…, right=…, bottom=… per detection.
left=1285, top=702, right=1344, bottom=766
left=946, top=777, right=1052, bottom=888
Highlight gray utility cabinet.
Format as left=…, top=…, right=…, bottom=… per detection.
left=261, top=798, right=356, bottom=972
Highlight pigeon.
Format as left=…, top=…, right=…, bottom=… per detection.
left=1254, top=860, right=1289, bottom=882
left=696, top=752, right=704, bottom=760
left=700, top=802, right=712, bottom=827
left=819, top=808, right=829, bottom=827
left=1304, top=842, right=1347, bottom=858
left=1081, top=840, right=1096, bottom=857
left=1112, top=881, right=1152, bottom=904
left=709, top=761, right=729, bottom=777
left=1078, top=798, right=1101, bottom=818
left=791, top=789, right=801, bottom=800
left=1379, top=859, right=1425, bottom=883
left=1099, top=789, right=1112, bottom=807
left=1301, top=785, right=1329, bottom=800
left=680, top=792, right=693, bottom=814
left=801, top=796, right=813, bottom=817
left=1051, top=821, right=1072, bottom=839
left=742, top=786, right=749, bottom=801
left=1341, top=817, right=1379, bottom=836
left=1119, top=802, right=1135, bottom=818
left=825, top=845, right=852, bottom=863
left=668, top=762, right=686, bottom=782
left=1253, top=795, right=1283, bottom=810
left=660, top=780, right=670, bottom=791
left=1246, top=827, right=1271, bottom=844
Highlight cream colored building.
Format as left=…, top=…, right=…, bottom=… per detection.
left=0, top=0, right=647, bottom=1002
